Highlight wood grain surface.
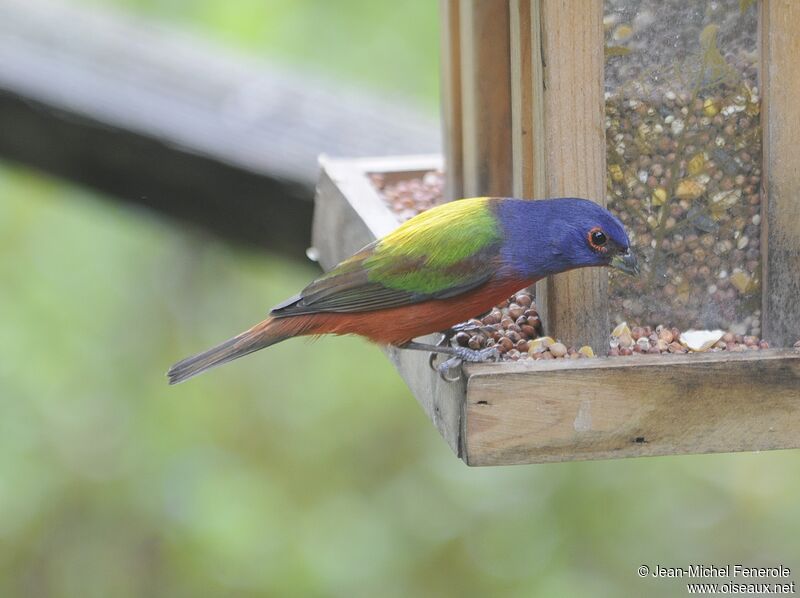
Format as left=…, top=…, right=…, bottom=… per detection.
left=760, top=1, right=800, bottom=347
left=458, top=0, right=514, bottom=198
left=464, top=350, right=800, bottom=466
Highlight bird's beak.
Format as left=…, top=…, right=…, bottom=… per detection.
left=610, top=249, right=639, bottom=276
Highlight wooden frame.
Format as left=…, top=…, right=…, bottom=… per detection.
left=447, top=0, right=609, bottom=353
left=311, top=1, right=800, bottom=466
left=13, top=0, right=794, bottom=466
left=442, top=0, right=800, bottom=354
left=439, top=0, right=463, bottom=202
left=313, top=155, right=800, bottom=466
left=443, top=0, right=800, bottom=351
left=760, top=0, right=800, bottom=347
left=456, top=0, right=514, bottom=199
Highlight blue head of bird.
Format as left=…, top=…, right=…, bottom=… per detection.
left=498, top=197, right=638, bottom=279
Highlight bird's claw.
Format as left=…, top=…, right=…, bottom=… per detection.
left=428, top=330, right=455, bottom=372
left=437, top=357, right=464, bottom=382
left=434, top=346, right=500, bottom=382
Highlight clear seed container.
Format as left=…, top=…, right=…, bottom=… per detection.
left=604, top=0, right=762, bottom=336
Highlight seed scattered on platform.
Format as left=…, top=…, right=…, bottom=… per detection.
left=529, top=336, right=554, bottom=355
left=679, top=329, right=725, bottom=352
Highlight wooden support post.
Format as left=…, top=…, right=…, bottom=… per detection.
left=509, top=0, right=608, bottom=353
left=458, top=0, right=514, bottom=198
left=509, top=0, right=545, bottom=200
left=760, top=0, right=800, bottom=347
left=439, top=0, right=463, bottom=202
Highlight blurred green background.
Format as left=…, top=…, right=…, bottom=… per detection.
left=1, top=1, right=798, bottom=597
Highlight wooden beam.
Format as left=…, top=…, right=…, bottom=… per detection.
left=0, top=92, right=314, bottom=257
left=439, top=0, right=464, bottom=202
left=458, top=0, right=514, bottom=198
left=534, top=0, right=609, bottom=354
left=459, top=0, right=607, bottom=352
left=760, top=0, right=800, bottom=347
left=509, top=0, right=545, bottom=200
left=0, top=0, right=439, bottom=257
left=464, top=350, right=800, bottom=466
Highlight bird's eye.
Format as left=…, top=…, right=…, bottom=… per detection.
left=588, top=228, right=607, bottom=250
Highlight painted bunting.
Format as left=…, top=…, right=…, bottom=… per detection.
left=167, top=197, right=636, bottom=384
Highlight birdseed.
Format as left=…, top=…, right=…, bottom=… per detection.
left=604, top=0, right=762, bottom=336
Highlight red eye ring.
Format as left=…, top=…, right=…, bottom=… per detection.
left=588, top=227, right=608, bottom=252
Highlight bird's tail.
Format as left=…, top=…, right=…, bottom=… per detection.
left=167, top=317, right=292, bottom=385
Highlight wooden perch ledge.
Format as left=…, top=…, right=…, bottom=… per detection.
left=464, top=349, right=800, bottom=466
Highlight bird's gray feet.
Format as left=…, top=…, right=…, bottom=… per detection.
left=436, top=356, right=464, bottom=382
left=426, top=323, right=490, bottom=372
left=431, top=346, right=500, bottom=382
left=427, top=331, right=452, bottom=371
left=397, top=340, right=499, bottom=382
left=453, top=345, right=500, bottom=363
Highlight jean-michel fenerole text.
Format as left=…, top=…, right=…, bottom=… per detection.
left=650, top=564, right=792, bottom=579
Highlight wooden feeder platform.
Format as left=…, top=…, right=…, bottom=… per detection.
left=313, top=1, right=800, bottom=466
left=312, top=155, right=800, bottom=466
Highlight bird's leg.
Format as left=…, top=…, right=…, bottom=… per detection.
left=396, top=340, right=499, bottom=382
left=407, top=310, right=503, bottom=378
left=427, top=327, right=460, bottom=372
left=426, top=318, right=496, bottom=371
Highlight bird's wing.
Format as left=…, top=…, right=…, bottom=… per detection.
left=271, top=198, right=503, bottom=316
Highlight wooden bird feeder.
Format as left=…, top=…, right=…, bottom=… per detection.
left=312, top=1, right=800, bottom=466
